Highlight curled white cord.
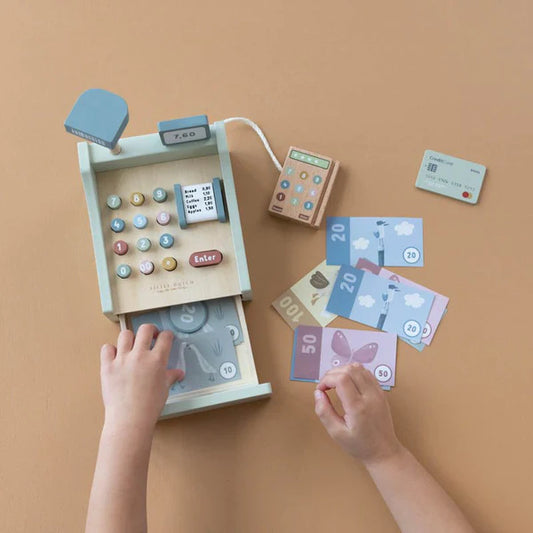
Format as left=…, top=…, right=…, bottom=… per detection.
left=222, top=117, right=283, bottom=172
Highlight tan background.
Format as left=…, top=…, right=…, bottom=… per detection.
left=1, top=1, right=532, bottom=531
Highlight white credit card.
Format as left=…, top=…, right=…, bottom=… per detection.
left=415, top=150, right=486, bottom=204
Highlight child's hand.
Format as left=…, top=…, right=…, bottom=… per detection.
left=100, top=325, right=184, bottom=432
left=314, top=363, right=402, bottom=465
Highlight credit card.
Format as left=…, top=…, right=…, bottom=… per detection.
left=415, top=150, right=486, bottom=204
left=291, top=325, right=397, bottom=389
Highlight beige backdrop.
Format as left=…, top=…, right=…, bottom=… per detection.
left=1, top=1, right=532, bottom=531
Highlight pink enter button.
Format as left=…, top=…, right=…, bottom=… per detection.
left=189, top=250, right=223, bottom=267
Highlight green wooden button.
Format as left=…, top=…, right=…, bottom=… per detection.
left=153, top=187, right=168, bottom=203
left=136, top=238, right=151, bottom=252
left=106, top=195, right=122, bottom=209
left=116, top=264, right=132, bottom=279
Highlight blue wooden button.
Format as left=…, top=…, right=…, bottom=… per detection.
left=159, top=233, right=174, bottom=248
left=106, top=195, right=122, bottom=209
left=153, top=187, right=168, bottom=203
left=110, top=218, right=125, bottom=232
left=116, top=264, right=132, bottom=279
left=133, top=214, right=148, bottom=229
left=136, top=238, right=151, bottom=251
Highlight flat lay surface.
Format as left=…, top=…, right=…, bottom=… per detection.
left=1, top=1, right=532, bottom=531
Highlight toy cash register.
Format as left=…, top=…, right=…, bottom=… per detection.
left=65, top=89, right=271, bottom=418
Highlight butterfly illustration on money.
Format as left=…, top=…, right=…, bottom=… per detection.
left=330, top=330, right=379, bottom=367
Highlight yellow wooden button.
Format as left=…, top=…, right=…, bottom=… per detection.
left=162, top=256, right=177, bottom=271
left=130, top=192, right=145, bottom=206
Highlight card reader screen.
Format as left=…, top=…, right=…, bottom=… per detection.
left=289, top=150, right=330, bottom=170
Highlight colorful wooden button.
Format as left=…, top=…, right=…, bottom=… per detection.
left=130, top=192, right=145, bottom=206
left=156, top=211, right=171, bottom=225
left=110, top=218, right=125, bottom=232
left=106, top=194, right=122, bottom=209
left=113, top=240, right=128, bottom=255
left=159, top=233, right=174, bottom=248
left=153, top=187, right=168, bottom=203
left=162, top=256, right=177, bottom=271
left=116, top=264, right=132, bottom=279
left=139, top=260, right=154, bottom=275
left=133, top=214, right=148, bottom=229
left=189, top=250, right=223, bottom=267
left=136, top=238, right=151, bottom=252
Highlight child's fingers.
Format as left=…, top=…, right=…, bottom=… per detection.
left=153, top=330, right=174, bottom=361
left=117, top=329, right=135, bottom=354
left=134, top=324, right=159, bottom=350
left=346, top=364, right=375, bottom=396
left=166, top=368, right=185, bottom=388
left=360, top=366, right=384, bottom=393
left=100, top=344, right=117, bottom=365
left=314, top=389, right=346, bottom=437
left=317, top=370, right=363, bottom=409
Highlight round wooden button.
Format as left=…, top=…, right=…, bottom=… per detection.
left=153, top=188, right=168, bottom=203
left=162, top=256, right=177, bottom=271
left=136, top=238, right=151, bottom=252
left=156, top=211, right=171, bottom=225
left=133, top=214, right=148, bottom=229
left=113, top=240, right=128, bottom=255
left=130, top=192, right=145, bottom=206
left=106, top=194, right=122, bottom=209
left=110, top=218, right=125, bottom=233
left=159, top=233, right=174, bottom=248
left=139, top=260, right=154, bottom=275
left=116, top=264, right=132, bottom=279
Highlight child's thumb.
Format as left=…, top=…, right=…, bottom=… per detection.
left=166, top=368, right=185, bottom=387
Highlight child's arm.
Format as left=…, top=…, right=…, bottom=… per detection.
left=85, top=324, right=184, bottom=533
left=314, top=364, right=475, bottom=533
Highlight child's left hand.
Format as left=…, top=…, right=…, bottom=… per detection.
left=100, top=325, right=184, bottom=432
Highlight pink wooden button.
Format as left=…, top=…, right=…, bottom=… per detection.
left=139, top=260, right=154, bottom=275
left=113, top=240, right=128, bottom=255
left=156, top=211, right=171, bottom=225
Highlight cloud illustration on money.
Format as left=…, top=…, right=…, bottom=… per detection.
left=352, top=237, right=370, bottom=250
left=357, top=295, right=376, bottom=308
left=394, top=221, right=415, bottom=236
left=404, top=293, right=425, bottom=308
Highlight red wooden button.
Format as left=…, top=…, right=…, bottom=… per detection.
left=189, top=250, right=223, bottom=267
left=113, top=240, right=128, bottom=255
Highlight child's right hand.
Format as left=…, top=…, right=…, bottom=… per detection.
left=314, top=363, right=403, bottom=465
